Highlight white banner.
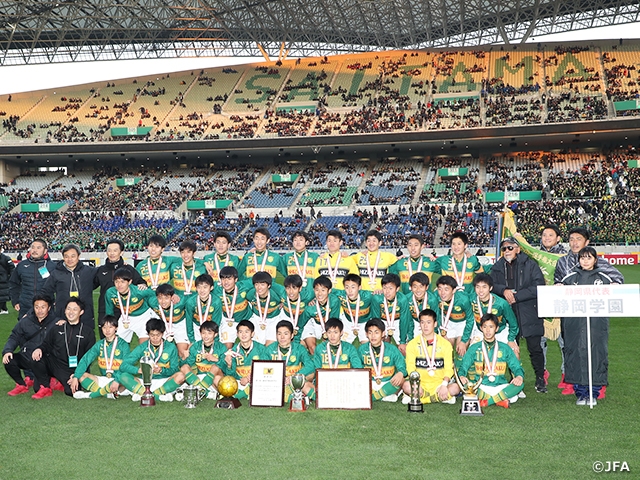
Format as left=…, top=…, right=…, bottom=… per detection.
left=537, top=284, right=640, bottom=318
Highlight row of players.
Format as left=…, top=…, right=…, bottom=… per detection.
left=5, top=292, right=523, bottom=408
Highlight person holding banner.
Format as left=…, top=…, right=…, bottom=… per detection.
left=561, top=246, right=617, bottom=406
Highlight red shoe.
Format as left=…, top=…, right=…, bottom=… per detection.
left=557, top=373, right=569, bottom=389
left=7, top=384, right=30, bottom=396
left=479, top=399, right=488, bottom=408
left=24, top=377, right=34, bottom=388
left=543, top=369, right=549, bottom=385
left=50, top=378, right=64, bottom=392
left=598, top=386, right=606, bottom=399
left=31, top=387, right=53, bottom=399
left=561, top=385, right=575, bottom=395
left=496, top=399, right=510, bottom=409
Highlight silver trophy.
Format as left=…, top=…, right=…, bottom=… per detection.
left=181, top=385, right=206, bottom=408
left=289, top=373, right=307, bottom=412
left=140, top=354, right=155, bottom=407
left=454, top=368, right=484, bottom=416
left=407, top=371, right=424, bottom=413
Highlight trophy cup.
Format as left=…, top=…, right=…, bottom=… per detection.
left=454, top=369, right=484, bottom=416
left=182, top=385, right=206, bottom=409
left=407, top=371, right=424, bottom=413
left=289, top=373, right=307, bottom=412
left=215, top=375, right=242, bottom=409
left=139, top=354, right=156, bottom=407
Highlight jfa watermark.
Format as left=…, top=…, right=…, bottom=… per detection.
left=593, top=461, right=630, bottom=473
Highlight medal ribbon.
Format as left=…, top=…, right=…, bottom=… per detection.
left=440, top=292, right=456, bottom=332
left=116, top=291, right=131, bottom=324
left=277, top=346, right=291, bottom=365
left=325, top=253, right=340, bottom=284
left=476, top=294, right=494, bottom=321
left=253, top=250, right=268, bottom=273
left=222, top=287, right=238, bottom=321
left=451, top=256, right=467, bottom=290
left=315, top=301, right=330, bottom=334
left=213, top=254, right=229, bottom=282
left=255, top=292, right=270, bottom=328
left=408, top=256, right=424, bottom=277
left=345, top=294, right=361, bottom=332
left=383, top=297, right=397, bottom=332
left=285, top=296, right=301, bottom=330
left=197, top=295, right=212, bottom=325
left=419, top=334, right=437, bottom=372
left=481, top=341, right=499, bottom=378
left=235, top=341, right=253, bottom=359
left=158, top=303, right=174, bottom=337
left=412, top=293, right=429, bottom=319
left=103, top=337, right=118, bottom=373
left=147, top=257, right=162, bottom=289
left=327, top=343, right=342, bottom=369
left=181, top=264, right=197, bottom=294
left=150, top=341, right=164, bottom=366
left=201, top=342, right=214, bottom=356
left=368, top=342, right=385, bottom=381
left=365, top=251, right=382, bottom=286
left=293, top=251, right=308, bottom=281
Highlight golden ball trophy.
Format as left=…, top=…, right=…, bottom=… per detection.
left=215, top=375, right=241, bottom=409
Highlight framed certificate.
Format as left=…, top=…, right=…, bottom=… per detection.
left=249, top=360, right=286, bottom=407
left=315, top=369, right=372, bottom=410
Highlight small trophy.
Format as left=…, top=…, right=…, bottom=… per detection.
left=407, top=371, right=424, bottom=413
left=454, top=369, right=484, bottom=417
left=182, top=385, right=206, bottom=409
left=139, top=354, right=156, bottom=407
left=289, top=373, right=307, bottom=412
left=215, top=375, right=242, bottom=409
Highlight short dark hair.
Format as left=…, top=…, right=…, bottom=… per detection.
left=155, top=283, right=175, bottom=297
left=284, top=274, right=303, bottom=288
left=276, top=320, right=294, bottom=334
left=65, top=297, right=85, bottom=311
left=200, top=320, right=219, bottom=334
left=32, top=293, right=53, bottom=307
left=542, top=224, right=562, bottom=237
left=343, top=273, right=362, bottom=287
left=291, top=230, right=309, bottom=242
left=365, top=230, right=382, bottom=242
left=381, top=273, right=401, bottom=288
left=237, top=319, right=255, bottom=332
left=418, top=308, right=437, bottom=324
left=409, top=272, right=430, bottom=287
left=147, top=235, right=167, bottom=248
left=569, top=227, right=590, bottom=241
left=313, top=275, right=333, bottom=290
left=106, top=238, right=125, bottom=252
left=408, top=233, right=424, bottom=245
left=102, top=315, right=118, bottom=328
left=253, top=227, right=271, bottom=240
left=451, top=232, right=469, bottom=245
left=325, top=318, right=343, bottom=332
left=436, top=275, right=458, bottom=289
left=365, top=318, right=385, bottom=332
left=195, top=274, right=214, bottom=287
left=219, top=266, right=238, bottom=279
left=213, top=231, right=232, bottom=244
left=179, top=240, right=197, bottom=253
left=480, top=313, right=499, bottom=327
left=32, top=238, right=48, bottom=249
left=578, top=246, right=598, bottom=260
left=113, top=267, right=133, bottom=282
left=473, top=273, right=493, bottom=288
left=252, top=271, right=272, bottom=287
left=146, top=317, right=166, bottom=334
left=326, top=229, right=343, bottom=242
left=62, top=243, right=81, bottom=256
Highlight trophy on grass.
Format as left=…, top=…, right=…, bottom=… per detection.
left=181, top=385, right=207, bottom=409
left=289, top=373, right=307, bottom=412
left=454, top=368, right=484, bottom=417
left=215, top=375, right=242, bottom=409
left=139, top=354, right=156, bottom=407
left=407, top=371, right=424, bottom=413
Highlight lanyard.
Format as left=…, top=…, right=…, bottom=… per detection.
left=64, top=323, right=83, bottom=359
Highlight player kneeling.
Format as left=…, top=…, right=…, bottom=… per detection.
left=71, top=316, right=130, bottom=399
left=458, top=313, right=524, bottom=408
left=179, top=321, right=227, bottom=400
left=359, top=318, right=407, bottom=402
left=118, top=318, right=186, bottom=402
left=402, top=309, right=460, bottom=405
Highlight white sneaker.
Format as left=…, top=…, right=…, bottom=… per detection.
left=106, top=393, right=117, bottom=400
left=131, top=394, right=141, bottom=402
left=174, top=390, right=184, bottom=402
left=158, top=393, right=174, bottom=402
left=401, top=394, right=411, bottom=405
left=207, top=389, right=218, bottom=400
left=509, top=395, right=518, bottom=404
left=73, top=391, right=91, bottom=399
left=119, top=389, right=132, bottom=396
left=518, top=391, right=527, bottom=399
left=381, top=394, right=398, bottom=403
left=442, top=396, right=456, bottom=404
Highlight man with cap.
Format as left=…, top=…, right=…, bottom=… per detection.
left=489, top=237, right=547, bottom=394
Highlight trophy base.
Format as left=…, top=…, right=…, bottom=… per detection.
left=408, top=402, right=424, bottom=413
left=140, top=392, right=156, bottom=407
left=289, top=398, right=307, bottom=412
left=460, top=395, right=483, bottom=416
left=215, top=396, right=241, bottom=409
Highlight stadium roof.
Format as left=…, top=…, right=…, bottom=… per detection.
left=1, top=0, right=640, bottom=65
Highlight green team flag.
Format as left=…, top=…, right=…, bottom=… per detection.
left=501, top=209, right=563, bottom=339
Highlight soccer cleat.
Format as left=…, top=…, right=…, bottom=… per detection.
left=543, top=369, right=549, bottom=385
left=535, top=377, right=548, bottom=393
left=381, top=394, right=398, bottom=403
left=517, top=391, right=526, bottom=399
left=7, top=384, right=30, bottom=396
left=158, top=393, right=174, bottom=402
left=73, top=391, right=91, bottom=399
left=119, top=389, right=132, bottom=396
left=174, top=390, right=184, bottom=402
left=50, top=378, right=64, bottom=392
left=496, top=399, right=510, bottom=409
left=31, top=387, right=53, bottom=399
left=107, top=393, right=118, bottom=400
left=598, top=386, right=606, bottom=399
left=575, top=397, right=587, bottom=406
left=585, top=397, right=597, bottom=407
left=0, top=309, right=9, bottom=314
left=401, top=393, right=411, bottom=405
left=206, top=389, right=218, bottom=400
left=131, top=394, right=141, bottom=402
left=479, top=399, right=489, bottom=408
left=442, top=396, right=456, bottom=405
left=561, top=384, right=575, bottom=395
left=557, top=373, right=569, bottom=389
left=24, top=377, right=34, bottom=388
left=509, top=395, right=518, bottom=404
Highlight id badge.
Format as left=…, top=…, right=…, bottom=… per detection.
left=70, top=291, right=79, bottom=297
left=38, top=266, right=50, bottom=279
left=68, top=356, right=78, bottom=368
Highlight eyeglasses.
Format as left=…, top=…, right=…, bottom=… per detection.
left=501, top=246, right=516, bottom=251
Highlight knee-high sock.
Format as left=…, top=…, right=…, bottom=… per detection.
left=118, top=373, right=145, bottom=395
left=372, top=380, right=400, bottom=400
left=80, top=377, right=99, bottom=392
left=477, top=383, right=523, bottom=406
left=154, top=377, right=181, bottom=395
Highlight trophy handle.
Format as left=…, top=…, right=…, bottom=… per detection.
left=198, top=386, right=207, bottom=403
left=453, top=366, right=484, bottom=395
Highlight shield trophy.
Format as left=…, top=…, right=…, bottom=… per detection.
left=407, top=371, right=424, bottom=413
left=454, top=369, right=484, bottom=416
left=289, top=373, right=307, bottom=412
left=140, top=354, right=156, bottom=407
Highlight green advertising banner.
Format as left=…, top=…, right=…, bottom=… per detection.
left=629, top=160, right=639, bottom=168
left=187, top=200, right=233, bottom=210
left=485, top=191, right=542, bottom=202
left=438, top=167, right=469, bottom=178
left=116, top=177, right=141, bottom=187
left=20, top=202, right=66, bottom=212
left=110, top=127, right=153, bottom=137
left=271, top=174, right=299, bottom=184
left=613, top=100, right=640, bottom=112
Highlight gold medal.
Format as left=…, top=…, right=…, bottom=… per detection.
left=227, top=321, right=234, bottom=327
left=322, top=332, right=328, bottom=340
left=293, top=329, right=299, bottom=337
left=387, top=329, right=394, bottom=338
left=375, top=378, right=382, bottom=385
left=353, top=329, right=359, bottom=336
left=260, top=324, right=266, bottom=330
left=123, top=322, right=130, bottom=329
left=167, top=335, right=174, bottom=343
left=106, top=372, right=113, bottom=378
left=440, top=329, right=447, bottom=337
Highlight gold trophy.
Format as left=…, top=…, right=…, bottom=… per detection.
left=139, top=354, right=156, bottom=407
left=407, top=371, right=424, bottom=413
left=454, top=369, right=484, bottom=416
left=289, top=373, right=307, bottom=412
left=215, top=375, right=242, bottom=409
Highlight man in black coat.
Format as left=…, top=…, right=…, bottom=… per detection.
left=39, top=244, right=97, bottom=329
left=490, top=237, right=547, bottom=394
left=94, top=238, right=146, bottom=337
left=8, top=238, right=57, bottom=318
left=0, top=248, right=15, bottom=314
left=2, top=294, right=57, bottom=395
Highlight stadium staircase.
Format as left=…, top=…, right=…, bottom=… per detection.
left=411, top=161, right=429, bottom=205
left=434, top=223, right=446, bottom=248
left=159, top=75, right=199, bottom=127
left=0, top=94, right=46, bottom=141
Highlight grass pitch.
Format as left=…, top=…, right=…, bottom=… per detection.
left=0, top=266, right=638, bottom=480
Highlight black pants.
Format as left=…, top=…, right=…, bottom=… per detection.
left=4, top=351, right=39, bottom=389
left=0, top=301, right=7, bottom=310
left=522, top=335, right=545, bottom=379
left=31, top=356, right=74, bottom=396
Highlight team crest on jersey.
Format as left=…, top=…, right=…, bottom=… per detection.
left=467, top=262, right=473, bottom=268
left=454, top=306, right=461, bottom=311
left=162, top=353, right=169, bottom=360
left=498, top=352, right=503, bottom=358
left=161, top=263, right=167, bottom=268
left=491, top=308, right=498, bottom=314
left=252, top=355, right=260, bottom=360
left=289, top=355, right=296, bottom=363
left=268, top=256, right=273, bottom=262
left=383, top=356, right=390, bottom=363
left=341, top=354, right=348, bottom=361
left=115, top=350, right=121, bottom=355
